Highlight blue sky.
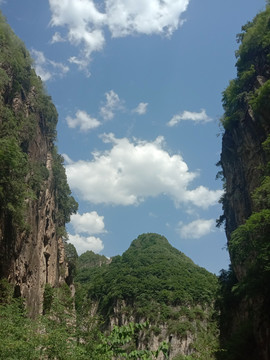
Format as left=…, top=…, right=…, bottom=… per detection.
left=1, top=0, right=266, bottom=274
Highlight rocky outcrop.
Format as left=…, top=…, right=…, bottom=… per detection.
left=0, top=13, right=75, bottom=318
left=108, top=300, right=196, bottom=360
left=219, top=5, right=270, bottom=359
left=221, top=89, right=270, bottom=243
left=0, top=90, right=68, bottom=317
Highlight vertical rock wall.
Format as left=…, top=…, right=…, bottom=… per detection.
left=221, top=103, right=270, bottom=243
left=219, top=10, right=270, bottom=355
left=0, top=89, right=68, bottom=317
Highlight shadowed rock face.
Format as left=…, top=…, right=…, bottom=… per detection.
left=219, top=8, right=270, bottom=356
left=0, top=14, right=71, bottom=318
left=0, top=90, right=68, bottom=318
left=221, top=101, right=270, bottom=243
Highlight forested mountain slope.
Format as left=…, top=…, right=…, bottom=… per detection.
left=218, top=3, right=270, bottom=359
left=75, top=233, right=219, bottom=359
left=0, top=11, right=77, bottom=317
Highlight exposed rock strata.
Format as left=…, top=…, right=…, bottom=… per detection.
left=0, top=90, right=68, bottom=317
left=221, top=99, right=270, bottom=244
left=0, top=17, right=73, bottom=315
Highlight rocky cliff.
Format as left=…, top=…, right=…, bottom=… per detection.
left=218, top=4, right=270, bottom=359
left=107, top=299, right=213, bottom=360
left=0, top=12, right=77, bottom=317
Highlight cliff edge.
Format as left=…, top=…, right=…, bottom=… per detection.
left=218, top=4, right=270, bottom=359
left=0, top=12, right=77, bottom=317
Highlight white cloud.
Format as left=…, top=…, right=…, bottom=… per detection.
left=133, top=102, right=148, bottom=115
left=178, top=219, right=216, bottom=239
left=65, top=133, right=222, bottom=208
left=66, top=110, right=101, bottom=131
left=105, top=0, right=189, bottom=38
left=49, top=0, right=106, bottom=72
left=62, top=153, right=74, bottom=165
left=68, top=234, right=104, bottom=255
left=100, top=90, right=123, bottom=120
left=70, top=211, right=106, bottom=235
left=51, top=31, right=66, bottom=43
left=167, top=109, right=212, bottom=127
left=185, top=186, right=223, bottom=209
left=68, top=57, right=91, bottom=77
left=48, top=0, right=190, bottom=72
left=31, top=49, right=69, bottom=81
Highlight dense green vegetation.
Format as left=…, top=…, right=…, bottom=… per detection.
left=74, top=234, right=219, bottom=359
left=225, top=134, right=270, bottom=302
left=221, top=3, right=270, bottom=129
left=0, top=279, right=169, bottom=360
left=0, top=11, right=77, bottom=231
left=78, top=234, right=218, bottom=318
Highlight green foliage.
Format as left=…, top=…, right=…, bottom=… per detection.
left=77, top=250, right=109, bottom=270
left=221, top=4, right=270, bottom=129
left=250, top=79, right=270, bottom=119
left=235, top=7, right=270, bottom=73
left=0, top=137, right=29, bottom=227
left=52, top=147, right=78, bottom=236
left=65, top=243, right=79, bottom=279
left=74, top=234, right=219, bottom=359
left=82, top=234, right=218, bottom=319
left=0, top=280, right=40, bottom=359
left=43, top=283, right=55, bottom=315
left=0, top=281, right=169, bottom=360
left=0, top=11, right=77, bottom=238
left=28, top=161, right=50, bottom=196
left=92, top=322, right=169, bottom=360
left=227, top=130, right=270, bottom=296
left=229, top=209, right=270, bottom=296
left=0, top=12, right=32, bottom=100
left=0, top=279, right=14, bottom=304
left=74, top=250, right=110, bottom=284
left=0, top=300, right=40, bottom=360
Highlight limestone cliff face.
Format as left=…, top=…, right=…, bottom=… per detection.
left=221, top=80, right=270, bottom=247
left=0, top=89, right=67, bottom=318
left=220, top=84, right=270, bottom=360
left=0, top=13, right=76, bottom=317
left=219, top=5, right=270, bottom=359
left=108, top=300, right=196, bottom=360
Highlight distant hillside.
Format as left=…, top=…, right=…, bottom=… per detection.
left=74, top=250, right=111, bottom=283
left=75, top=233, right=219, bottom=359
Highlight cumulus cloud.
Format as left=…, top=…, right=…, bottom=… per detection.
left=178, top=219, right=216, bottom=239
left=133, top=102, right=148, bottom=115
left=70, top=211, right=106, bottom=235
left=105, top=0, right=189, bottom=38
left=185, top=186, right=223, bottom=209
left=167, top=109, right=212, bottom=127
left=65, top=133, right=222, bottom=207
left=31, top=49, right=69, bottom=81
left=66, top=110, right=101, bottom=131
left=100, top=90, right=123, bottom=120
left=48, top=0, right=190, bottom=72
left=68, top=234, right=104, bottom=255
